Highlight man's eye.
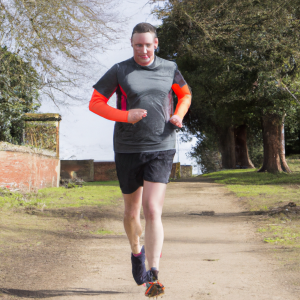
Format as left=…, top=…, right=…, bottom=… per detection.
left=146, top=44, right=151, bottom=47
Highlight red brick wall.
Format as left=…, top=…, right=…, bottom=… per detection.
left=0, top=151, right=60, bottom=192
left=94, top=161, right=181, bottom=182
left=94, top=162, right=118, bottom=181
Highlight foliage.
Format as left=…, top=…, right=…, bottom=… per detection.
left=285, top=109, right=300, bottom=156
left=189, top=132, right=222, bottom=173
left=152, top=0, right=300, bottom=166
left=0, top=46, right=40, bottom=143
left=0, top=0, right=123, bottom=103
left=247, top=128, right=264, bottom=168
left=24, top=121, right=57, bottom=151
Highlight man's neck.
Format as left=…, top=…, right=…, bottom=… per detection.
left=134, top=56, right=155, bottom=67
left=145, top=59, right=154, bottom=66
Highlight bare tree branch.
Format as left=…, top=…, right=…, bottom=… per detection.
left=0, top=0, right=124, bottom=104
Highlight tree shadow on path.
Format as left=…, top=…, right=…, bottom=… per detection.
left=0, top=288, right=124, bottom=298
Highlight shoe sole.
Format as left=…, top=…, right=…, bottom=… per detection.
left=145, top=282, right=165, bottom=298
left=145, top=290, right=165, bottom=298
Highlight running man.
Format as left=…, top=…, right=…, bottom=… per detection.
left=89, top=23, right=191, bottom=298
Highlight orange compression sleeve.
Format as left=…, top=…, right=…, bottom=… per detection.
left=172, top=84, right=192, bottom=120
left=89, top=89, right=129, bottom=123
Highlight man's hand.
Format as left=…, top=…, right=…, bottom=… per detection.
left=170, top=115, right=182, bottom=128
left=128, top=109, right=147, bottom=124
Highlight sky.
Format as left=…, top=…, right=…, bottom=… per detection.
left=38, top=0, right=199, bottom=172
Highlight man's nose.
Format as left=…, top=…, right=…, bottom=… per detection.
left=142, top=45, right=147, bottom=53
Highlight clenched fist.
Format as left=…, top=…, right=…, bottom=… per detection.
left=170, top=115, right=182, bottom=128
left=127, top=109, right=147, bottom=124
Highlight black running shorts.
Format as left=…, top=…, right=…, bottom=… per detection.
left=115, top=149, right=176, bottom=194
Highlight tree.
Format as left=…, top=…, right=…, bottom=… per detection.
left=0, top=0, right=123, bottom=103
left=155, top=15, right=258, bottom=169
left=152, top=0, right=300, bottom=173
left=0, top=46, right=40, bottom=143
left=188, top=131, right=222, bottom=173
left=235, top=125, right=255, bottom=168
left=285, top=108, right=300, bottom=156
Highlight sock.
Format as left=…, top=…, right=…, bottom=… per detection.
left=150, top=267, right=159, bottom=281
left=132, top=251, right=142, bottom=257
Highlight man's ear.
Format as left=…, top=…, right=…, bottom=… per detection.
left=154, top=37, right=158, bottom=49
left=130, top=38, right=133, bottom=47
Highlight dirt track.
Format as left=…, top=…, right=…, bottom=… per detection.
left=1, top=181, right=298, bottom=299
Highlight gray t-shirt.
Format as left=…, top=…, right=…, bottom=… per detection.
left=93, top=56, right=187, bottom=153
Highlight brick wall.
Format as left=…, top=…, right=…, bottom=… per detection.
left=0, top=150, right=60, bottom=192
left=94, top=162, right=118, bottom=181
left=94, top=161, right=182, bottom=182
left=61, top=160, right=184, bottom=183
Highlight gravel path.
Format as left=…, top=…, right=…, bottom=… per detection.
left=1, top=181, right=297, bottom=299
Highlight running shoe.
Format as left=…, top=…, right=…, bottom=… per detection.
left=144, top=268, right=164, bottom=298
left=145, top=281, right=165, bottom=298
left=131, top=246, right=151, bottom=285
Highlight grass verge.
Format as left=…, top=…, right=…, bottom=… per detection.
left=202, top=160, right=300, bottom=212
left=0, top=181, right=122, bottom=210
left=0, top=181, right=124, bottom=259
left=202, top=158, right=300, bottom=281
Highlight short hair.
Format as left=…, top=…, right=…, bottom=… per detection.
left=131, top=23, right=157, bottom=38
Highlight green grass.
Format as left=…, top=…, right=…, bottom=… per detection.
left=202, top=159, right=300, bottom=212
left=83, top=181, right=120, bottom=186
left=202, top=158, right=300, bottom=248
left=90, top=229, right=115, bottom=235
left=0, top=181, right=122, bottom=210
left=202, top=168, right=300, bottom=185
left=259, top=220, right=300, bottom=245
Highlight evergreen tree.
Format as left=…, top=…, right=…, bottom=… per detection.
left=154, top=0, right=300, bottom=173
left=0, top=46, right=40, bottom=143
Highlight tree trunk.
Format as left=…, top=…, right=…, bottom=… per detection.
left=219, top=125, right=236, bottom=169
left=279, top=114, right=291, bottom=173
left=235, top=125, right=255, bottom=168
left=259, top=113, right=291, bottom=173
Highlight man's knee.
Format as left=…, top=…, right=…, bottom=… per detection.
left=143, top=205, right=161, bottom=221
left=124, top=208, right=140, bottom=221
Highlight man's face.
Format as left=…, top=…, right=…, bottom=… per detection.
left=131, top=32, right=158, bottom=66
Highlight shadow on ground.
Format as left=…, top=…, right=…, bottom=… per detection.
left=0, top=288, right=123, bottom=298
left=26, top=204, right=124, bottom=222
left=163, top=210, right=269, bottom=219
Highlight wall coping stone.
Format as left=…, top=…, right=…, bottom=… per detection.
left=0, top=142, right=57, bottom=157
left=23, top=113, right=62, bottom=122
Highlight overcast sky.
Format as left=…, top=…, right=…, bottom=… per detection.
left=39, top=0, right=198, bottom=170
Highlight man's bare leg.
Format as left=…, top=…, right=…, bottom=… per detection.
left=123, top=187, right=143, bottom=254
left=142, top=180, right=166, bottom=270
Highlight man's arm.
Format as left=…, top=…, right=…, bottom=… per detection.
left=89, top=89, right=147, bottom=124
left=171, top=83, right=192, bottom=128
left=89, top=89, right=129, bottom=122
